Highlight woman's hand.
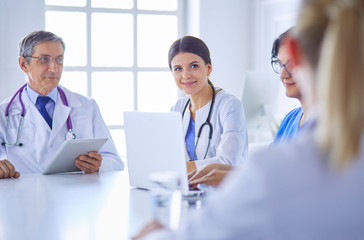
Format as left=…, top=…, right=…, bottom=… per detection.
left=186, top=161, right=197, bottom=173
left=188, top=163, right=232, bottom=188
left=189, top=169, right=229, bottom=188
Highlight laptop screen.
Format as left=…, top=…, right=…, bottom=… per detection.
left=124, top=111, right=189, bottom=195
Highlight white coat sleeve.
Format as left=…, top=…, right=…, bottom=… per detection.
left=195, top=97, right=248, bottom=169
left=91, top=99, right=124, bottom=171
left=0, top=148, right=6, bottom=160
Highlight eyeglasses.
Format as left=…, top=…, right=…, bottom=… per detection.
left=27, top=56, right=64, bottom=65
left=271, top=59, right=293, bottom=75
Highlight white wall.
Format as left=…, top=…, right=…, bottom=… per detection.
left=252, top=0, right=301, bottom=121
left=190, top=0, right=300, bottom=106
left=194, top=0, right=301, bottom=142
left=0, top=0, right=45, bottom=101
left=197, top=0, right=251, bottom=99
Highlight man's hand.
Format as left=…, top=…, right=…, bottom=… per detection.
left=75, top=151, right=102, bottom=173
left=0, top=159, right=20, bottom=178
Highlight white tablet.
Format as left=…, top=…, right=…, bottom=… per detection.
left=43, top=138, right=108, bottom=175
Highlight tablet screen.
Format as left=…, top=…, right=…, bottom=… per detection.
left=43, top=138, right=108, bottom=174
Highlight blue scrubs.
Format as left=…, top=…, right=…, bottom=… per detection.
left=273, top=107, right=303, bottom=143
left=185, top=117, right=197, bottom=160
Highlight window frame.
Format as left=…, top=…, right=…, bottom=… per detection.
left=45, top=0, right=184, bottom=157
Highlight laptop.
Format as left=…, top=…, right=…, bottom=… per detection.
left=124, top=111, right=198, bottom=196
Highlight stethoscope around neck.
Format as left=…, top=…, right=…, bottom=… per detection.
left=2, top=84, right=76, bottom=147
left=182, top=82, right=216, bottom=161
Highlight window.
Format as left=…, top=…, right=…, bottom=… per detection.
left=45, top=0, right=182, bottom=159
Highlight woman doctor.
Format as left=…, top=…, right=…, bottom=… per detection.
left=168, top=36, right=248, bottom=172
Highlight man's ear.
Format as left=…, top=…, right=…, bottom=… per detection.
left=19, top=56, right=29, bottom=72
left=285, top=36, right=303, bottom=68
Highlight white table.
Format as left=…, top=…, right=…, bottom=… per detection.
left=0, top=171, right=155, bottom=240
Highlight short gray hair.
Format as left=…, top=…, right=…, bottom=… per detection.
left=19, top=30, right=66, bottom=62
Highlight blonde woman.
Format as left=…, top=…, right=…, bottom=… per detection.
left=133, top=0, right=364, bottom=239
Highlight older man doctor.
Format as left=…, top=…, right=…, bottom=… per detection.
left=0, top=30, right=123, bottom=178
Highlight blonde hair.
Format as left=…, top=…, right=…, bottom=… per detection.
left=296, top=0, right=364, bottom=167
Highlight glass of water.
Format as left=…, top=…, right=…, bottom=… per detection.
left=149, top=171, right=182, bottom=230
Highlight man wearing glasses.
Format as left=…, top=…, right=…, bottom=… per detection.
left=270, top=27, right=309, bottom=144
left=0, top=30, right=123, bottom=178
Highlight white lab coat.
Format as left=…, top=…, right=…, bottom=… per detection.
left=0, top=85, right=124, bottom=173
left=171, top=90, right=248, bottom=169
left=144, top=123, right=364, bottom=240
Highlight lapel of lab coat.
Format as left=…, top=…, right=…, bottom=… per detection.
left=18, top=89, right=52, bottom=133
left=182, top=99, right=212, bottom=161
left=182, top=100, right=192, bottom=161
left=193, top=100, right=213, bottom=160
left=49, top=87, right=82, bottom=144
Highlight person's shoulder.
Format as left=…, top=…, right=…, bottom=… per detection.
left=58, top=86, right=102, bottom=112
left=216, top=89, right=241, bottom=105
left=0, top=96, right=12, bottom=106
left=215, top=90, right=243, bottom=115
left=59, top=86, right=86, bottom=98
left=171, top=96, right=189, bottom=112
left=0, top=95, right=14, bottom=113
left=217, top=89, right=239, bottom=100
left=59, top=86, right=94, bottom=103
left=286, top=107, right=302, bottom=117
left=279, top=106, right=302, bottom=123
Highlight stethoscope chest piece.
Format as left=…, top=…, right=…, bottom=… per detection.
left=65, top=130, right=76, bottom=140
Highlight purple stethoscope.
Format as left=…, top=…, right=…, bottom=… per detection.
left=2, top=84, right=76, bottom=147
